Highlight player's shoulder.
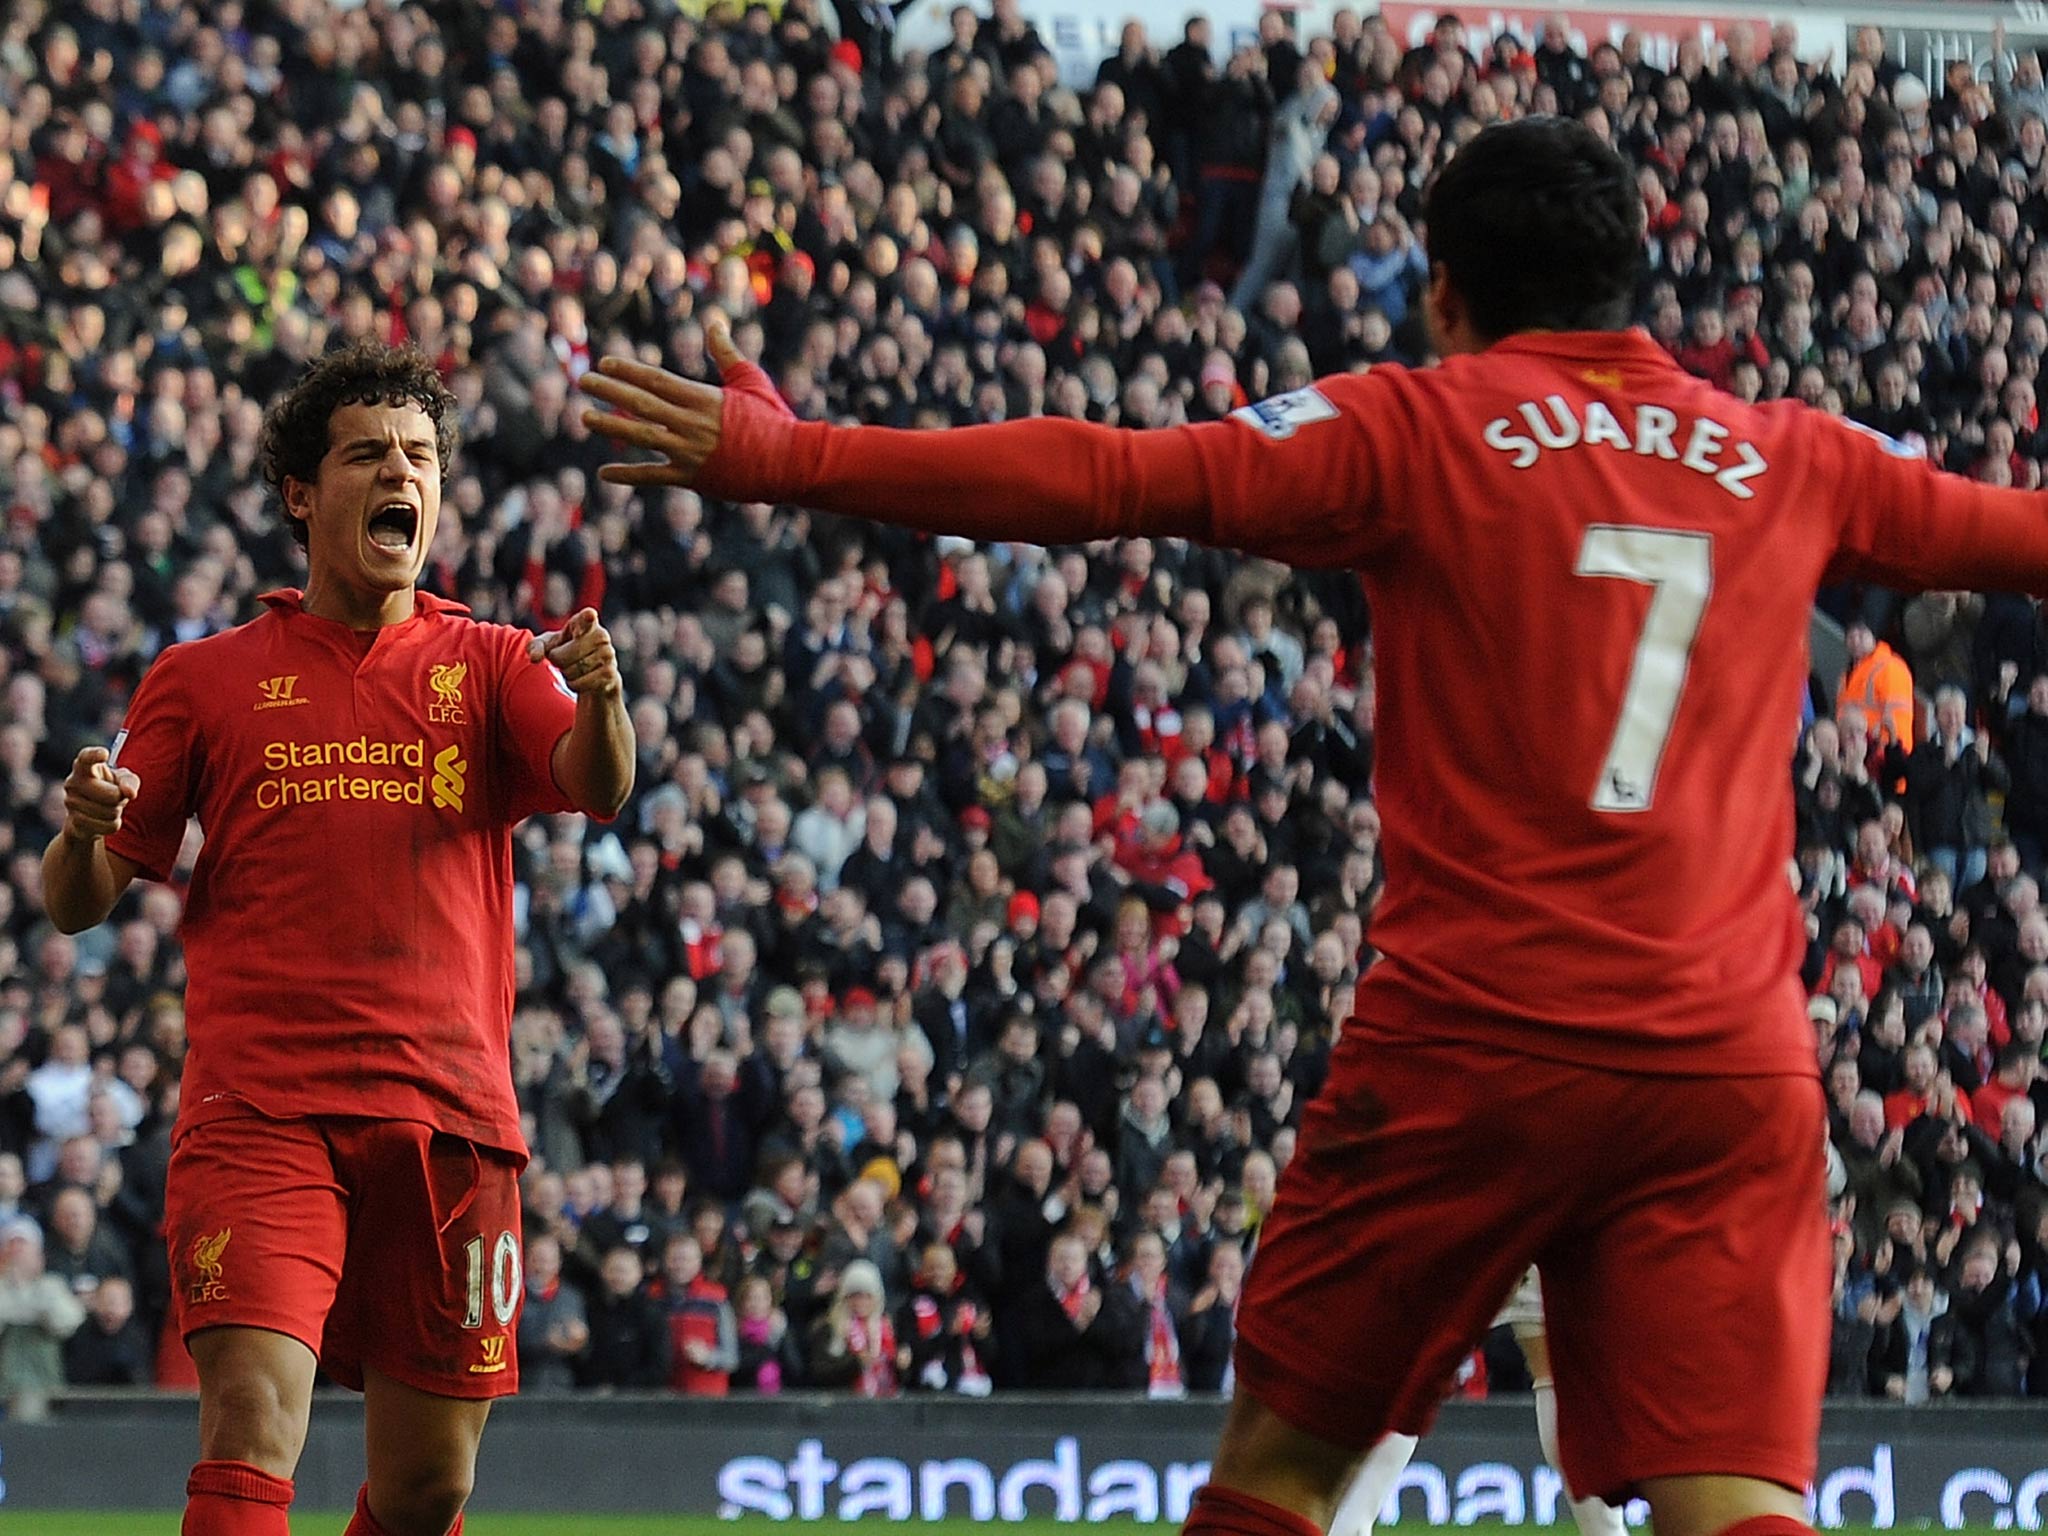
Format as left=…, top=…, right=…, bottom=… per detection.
left=140, top=601, right=292, bottom=686
left=415, top=593, right=527, bottom=658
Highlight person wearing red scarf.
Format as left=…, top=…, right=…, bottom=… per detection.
left=896, top=1243, right=993, bottom=1395
left=1124, top=1231, right=1190, bottom=1399
left=806, top=1260, right=901, bottom=1397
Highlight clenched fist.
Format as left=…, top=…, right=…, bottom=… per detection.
left=62, top=747, right=139, bottom=844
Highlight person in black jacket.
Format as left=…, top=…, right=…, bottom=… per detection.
left=576, top=1245, right=673, bottom=1389
left=568, top=1014, right=671, bottom=1168
left=897, top=1241, right=995, bottom=1392
left=672, top=1046, right=775, bottom=1203
left=1178, top=1240, right=1243, bottom=1391
left=1946, top=1236, right=2029, bottom=1397
left=1012, top=1231, right=1144, bottom=1388
left=62, top=1276, right=151, bottom=1386
left=1868, top=1262, right=1955, bottom=1402
left=1891, top=687, right=2008, bottom=893
left=2004, top=674, right=2048, bottom=877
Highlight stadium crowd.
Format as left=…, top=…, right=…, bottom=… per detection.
left=2, top=0, right=2048, bottom=1410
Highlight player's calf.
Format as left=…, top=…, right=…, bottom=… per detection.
left=355, top=1366, right=491, bottom=1536
left=345, top=1478, right=469, bottom=1536
left=1187, top=1393, right=1361, bottom=1535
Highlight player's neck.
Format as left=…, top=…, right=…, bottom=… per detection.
left=301, top=573, right=417, bottom=631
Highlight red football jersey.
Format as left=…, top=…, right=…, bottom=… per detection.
left=106, top=590, right=579, bottom=1153
left=703, top=328, right=2048, bottom=1077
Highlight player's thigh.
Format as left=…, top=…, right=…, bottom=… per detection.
left=165, top=1114, right=348, bottom=1360
left=1234, top=1037, right=1574, bottom=1454
left=330, top=1122, right=526, bottom=1399
left=1539, top=1074, right=1831, bottom=1504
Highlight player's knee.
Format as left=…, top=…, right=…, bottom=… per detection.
left=202, top=1371, right=306, bottom=1473
left=373, top=1460, right=475, bottom=1536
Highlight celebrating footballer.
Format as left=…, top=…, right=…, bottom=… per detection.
left=46, top=345, right=633, bottom=1536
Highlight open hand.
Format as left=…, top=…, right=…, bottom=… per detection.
left=580, top=314, right=790, bottom=490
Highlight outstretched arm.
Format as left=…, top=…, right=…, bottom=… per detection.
left=1825, top=417, right=2048, bottom=595
left=579, top=316, right=1394, bottom=571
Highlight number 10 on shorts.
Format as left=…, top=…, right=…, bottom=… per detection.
left=463, top=1230, right=521, bottom=1329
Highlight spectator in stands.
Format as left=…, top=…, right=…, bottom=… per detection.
left=1124, top=1228, right=1191, bottom=1397
left=63, top=1276, right=150, bottom=1387
left=0, top=1220, right=84, bottom=1420
left=806, top=1258, right=901, bottom=1396
left=1872, top=1262, right=1955, bottom=1403
left=1896, top=687, right=2008, bottom=891
left=657, top=1233, right=738, bottom=1397
left=733, top=1273, right=803, bottom=1393
left=897, top=1240, right=993, bottom=1394
left=1840, top=621, right=1917, bottom=753
left=519, top=1233, right=590, bottom=1394
left=1836, top=1091, right=1924, bottom=1252
left=1013, top=1230, right=1142, bottom=1389
left=1178, top=1239, right=1244, bottom=1392
left=44, top=1185, right=131, bottom=1296
left=2000, top=679, right=2048, bottom=876
left=24, top=1025, right=93, bottom=1177
left=577, top=1245, right=672, bottom=1390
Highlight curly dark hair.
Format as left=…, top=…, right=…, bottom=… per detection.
left=258, top=342, right=460, bottom=550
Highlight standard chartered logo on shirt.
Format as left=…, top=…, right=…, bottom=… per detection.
left=254, top=736, right=470, bottom=814
left=431, top=745, right=468, bottom=813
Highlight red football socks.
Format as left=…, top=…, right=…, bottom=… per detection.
left=342, top=1484, right=464, bottom=1536
left=182, top=1460, right=294, bottom=1535
left=1714, top=1518, right=1817, bottom=1536
left=1184, top=1484, right=1324, bottom=1536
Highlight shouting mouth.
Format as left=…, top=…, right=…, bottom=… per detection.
left=366, top=499, right=420, bottom=554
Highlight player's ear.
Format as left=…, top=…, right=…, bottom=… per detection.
left=281, top=475, right=316, bottom=530
left=1425, top=264, right=1479, bottom=358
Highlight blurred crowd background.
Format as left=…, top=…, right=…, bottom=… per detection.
left=1, top=0, right=2047, bottom=1411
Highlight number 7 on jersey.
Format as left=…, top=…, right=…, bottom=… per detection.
left=1574, top=526, right=1713, bottom=814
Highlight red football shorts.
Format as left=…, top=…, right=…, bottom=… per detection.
left=164, top=1108, right=526, bottom=1399
left=1234, top=1027, right=1831, bottom=1501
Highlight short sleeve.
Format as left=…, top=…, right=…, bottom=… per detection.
left=104, top=650, right=200, bottom=883
left=494, top=630, right=580, bottom=823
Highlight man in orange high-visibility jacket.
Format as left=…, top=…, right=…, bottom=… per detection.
left=1841, top=619, right=1917, bottom=752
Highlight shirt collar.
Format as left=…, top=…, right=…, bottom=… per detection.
left=258, top=587, right=473, bottom=618
left=1478, top=327, right=1677, bottom=368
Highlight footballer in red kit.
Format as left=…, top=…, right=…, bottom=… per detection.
left=45, top=346, right=635, bottom=1536
left=580, top=120, right=2048, bottom=1536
